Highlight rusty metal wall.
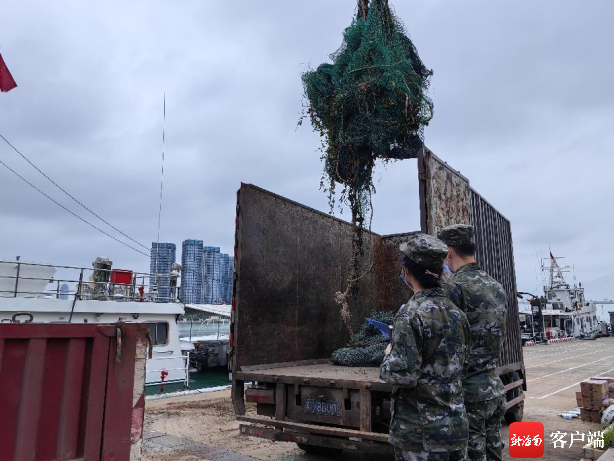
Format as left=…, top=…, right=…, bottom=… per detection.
left=232, top=185, right=419, bottom=370
left=470, top=191, right=523, bottom=368
left=421, top=147, right=471, bottom=235
left=233, top=185, right=380, bottom=369
left=0, top=323, right=147, bottom=461
left=419, top=148, right=523, bottom=369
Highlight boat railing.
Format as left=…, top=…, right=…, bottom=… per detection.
left=145, top=354, right=190, bottom=389
left=0, top=259, right=181, bottom=303
left=179, top=317, right=231, bottom=341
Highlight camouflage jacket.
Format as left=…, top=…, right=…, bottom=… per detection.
left=380, top=288, right=471, bottom=452
left=445, top=262, right=508, bottom=402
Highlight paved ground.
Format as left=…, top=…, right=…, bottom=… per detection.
left=143, top=337, right=614, bottom=460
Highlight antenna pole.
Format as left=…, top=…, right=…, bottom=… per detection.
left=155, top=94, right=166, bottom=298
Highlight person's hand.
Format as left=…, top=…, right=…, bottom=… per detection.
left=385, top=343, right=392, bottom=355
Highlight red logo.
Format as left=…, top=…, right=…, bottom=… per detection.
left=509, top=422, right=545, bottom=458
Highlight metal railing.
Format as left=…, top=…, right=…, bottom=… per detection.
left=178, top=317, right=231, bottom=341
left=145, top=354, right=191, bottom=389
left=0, top=259, right=181, bottom=303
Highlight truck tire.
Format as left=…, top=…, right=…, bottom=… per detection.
left=296, top=443, right=343, bottom=455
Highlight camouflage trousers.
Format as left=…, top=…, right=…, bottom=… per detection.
left=394, top=448, right=467, bottom=461
left=466, top=397, right=506, bottom=461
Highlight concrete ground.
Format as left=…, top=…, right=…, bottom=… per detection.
left=143, top=337, right=614, bottom=460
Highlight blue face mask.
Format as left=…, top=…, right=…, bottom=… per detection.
left=400, top=268, right=414, bottom=290
left=443, top=264, right=452, bottom=274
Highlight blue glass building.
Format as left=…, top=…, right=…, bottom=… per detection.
left=201, top=246, right=233, bottom=304
left=150, top=242, right=176, bottom=302
left=219, top=254, right=233, bottom=304
left=59, top=283, right=70, bottom=300
left=202, top=246, right=220, bottom=304
left=181, top=240, right=204, bottom=304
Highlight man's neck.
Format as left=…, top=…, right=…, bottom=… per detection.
left=454, top=257, right=476, bottom=272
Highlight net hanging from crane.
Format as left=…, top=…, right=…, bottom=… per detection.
left=302, top=0, right=433, bottom=221
left=301, top=0, right=432, bottom=336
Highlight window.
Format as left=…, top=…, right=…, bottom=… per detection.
left=147, top=322, right=169, bottom=345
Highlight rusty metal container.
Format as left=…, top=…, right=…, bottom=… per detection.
left=0, top=322, right=149, bottom=460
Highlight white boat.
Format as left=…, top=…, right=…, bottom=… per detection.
left=0, top=259, right=189, bottom=386
left=539, top=252, right=601, bottom=339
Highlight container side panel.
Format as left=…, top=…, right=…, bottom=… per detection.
left=423, top=148, right=471, bottom=235
left=82, top=334, right=110, bottom=459
left=0, top=339, right=28, bottom=460
left=420, top=149, right=522, bottom=369
left=14, top=338, right=47, bottom=461
left=0, top=323, right=144, bottom=461
left=57, top=338, right=87, bottom=460
left=470, top=191, right=523, bottom=367
left=37, top=339, right=69, bottom=459
left=235, top=185, right=393, bottom=369
left=102, top=324, right=141, bottom=459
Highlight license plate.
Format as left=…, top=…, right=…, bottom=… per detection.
left=304, top=398, right=342, bottom=417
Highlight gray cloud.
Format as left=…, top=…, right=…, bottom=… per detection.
left=0, top=0, right=612, bottom=297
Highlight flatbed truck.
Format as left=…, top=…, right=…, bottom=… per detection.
left=230, top=148, right=525, bottom=454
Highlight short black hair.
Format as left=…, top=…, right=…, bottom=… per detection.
left=451, top=243, right=476, bottom=257
left=401, top=255, right=442, bottom=289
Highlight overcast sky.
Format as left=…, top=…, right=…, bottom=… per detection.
left=0, top=1, right=613, bottom=299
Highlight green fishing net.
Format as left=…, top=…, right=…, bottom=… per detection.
left=331, top=311, right=395, bottom=367
left=302, top=0, right=433, bottom=230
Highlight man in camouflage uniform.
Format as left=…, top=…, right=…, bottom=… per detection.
left=438, top=224, right=508, bottom=461
left=380, top=233, right=472, bottom=461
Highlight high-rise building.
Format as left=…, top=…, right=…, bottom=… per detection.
left=227, top=258, right=234, bottom=304
left=202, top=246, right=220, bottom=304
left=181, top=240, right=204, bottom=304
left=150, top=242, right=176, bottom=302
left=201, top=246, right=233, bottom=304
left=59, top=283, right=70, bottom=300
left=219, top=253, right=234, bottom=304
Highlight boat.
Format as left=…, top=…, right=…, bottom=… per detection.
left=178, top=306, right=231, bottom=371
left=523, top=252, right=602, bottom=341
left=0, top=259, right=189, bottom=387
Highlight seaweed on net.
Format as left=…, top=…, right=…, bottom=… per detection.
left=301, top=0, right=432, bottom=333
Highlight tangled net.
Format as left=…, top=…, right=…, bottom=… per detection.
left=331, top=311, right=395, bottom=367
left=302, top=0, right=433, bottom=216
left=302, top=0, right=433, bottom=328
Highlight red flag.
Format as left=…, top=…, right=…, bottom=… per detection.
left=0, top=54, right=18, bottom=93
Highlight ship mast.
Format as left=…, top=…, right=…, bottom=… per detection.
left=548, top=251, right=569, bottom=290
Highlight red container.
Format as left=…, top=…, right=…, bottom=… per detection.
left=110, top=269, right=133, bottom=285
left=0, top=322, right=148, bottom=460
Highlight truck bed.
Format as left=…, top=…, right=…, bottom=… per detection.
left=236, top=360, right=391, bottom=392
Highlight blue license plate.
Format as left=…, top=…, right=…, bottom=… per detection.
left=304, top=398, right=342, bottom=417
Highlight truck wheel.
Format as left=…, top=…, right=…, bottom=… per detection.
left=296, top=443, right=343, bottom=455
left=505, top=400, right=524, bottom=424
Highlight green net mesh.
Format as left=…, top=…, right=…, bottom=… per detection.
left=302, top=1, right=432, bottom=317
left=302, top=0, right=433, bottom=228
left=331, top=311, right=395, bottom=367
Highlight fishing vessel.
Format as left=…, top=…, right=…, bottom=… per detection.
left=0, top=259, right=190, bottom=387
